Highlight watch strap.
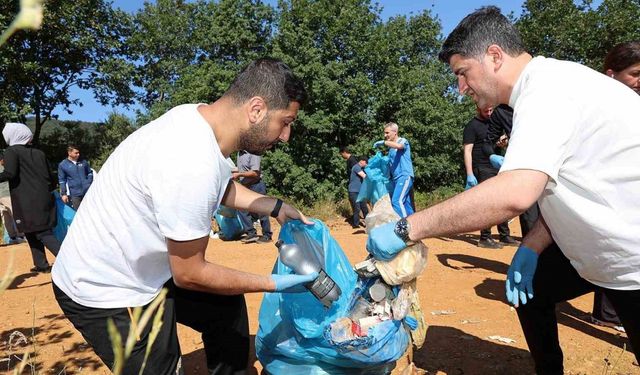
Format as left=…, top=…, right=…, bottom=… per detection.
left=270, top=198, right=284, bottom=218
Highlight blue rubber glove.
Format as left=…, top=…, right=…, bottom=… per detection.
left=489, top=154, right=505, bottom=169
left=272, top=272, right=319, bottom=293
left=373, top=140, right=385, bottom=148
left=465, top=174, right=478, bottom=190
left=366, top=221, right=406, bottom=261
left=505, top=246, right=539, bottom=306
left=403, top=316, right=418, bottom=330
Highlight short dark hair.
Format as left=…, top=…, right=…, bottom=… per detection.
left=223, top=58, right=308, bottom=110
left=358, top=155, right=368, bottom=162
left=439, top=6, right=526, bottom=63
left=339, top=146, right=351, bottom=154
left=67, top=144, right=79, bottom=152
left=604, top=41, right=640, bottom=73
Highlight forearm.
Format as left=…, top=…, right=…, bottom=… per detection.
left=222, top=180, right=277, bottom=216
left=176, top=261, right=275, bottom=294
left=407, top=170, right=545, bottom=240
left=168, top=237, right=276, bottom=294
left=521, top=215, right=553, bottom=254
left=463, top=146, right=474, bottom=175
left=385, top=140, right=404, bottom=150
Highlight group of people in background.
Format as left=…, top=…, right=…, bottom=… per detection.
left=341, top=121, right=416, bottom=228
left=0, top=123, right=93, bottom=273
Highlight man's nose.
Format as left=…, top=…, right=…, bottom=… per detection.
left=458, top=76, right=469, bottom=95
left=279, top=126, right=291, bottom=143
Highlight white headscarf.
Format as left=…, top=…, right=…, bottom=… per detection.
left=3, top=122, right=33, bottom=146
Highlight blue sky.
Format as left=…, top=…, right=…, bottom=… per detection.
left=54, top=1, right=525, bottom=122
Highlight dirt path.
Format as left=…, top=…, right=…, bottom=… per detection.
left=0, top=218, right=637, bottom=374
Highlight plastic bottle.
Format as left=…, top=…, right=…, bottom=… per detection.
left=275, top=240, right=341, bottom=308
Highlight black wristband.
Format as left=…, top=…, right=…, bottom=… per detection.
left=270, top=198, right=283, bottom=218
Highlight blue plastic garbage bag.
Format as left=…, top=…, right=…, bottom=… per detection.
left=256, top=219, right=410, bottom=374
left=53, top=192, right=76, bottom=242
left=215, top=205, right=244, bottom=240
left=357, top=152, right=392, bottom=206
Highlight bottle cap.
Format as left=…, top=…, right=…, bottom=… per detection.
left=369, top=282, right=386, bottom=302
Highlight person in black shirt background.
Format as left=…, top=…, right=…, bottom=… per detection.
left=463, top=106, right=519, bottom=248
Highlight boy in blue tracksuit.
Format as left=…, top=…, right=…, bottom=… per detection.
left=58, top=145, right=93, bottom=210
left=373, top=122, right=415, bottom=217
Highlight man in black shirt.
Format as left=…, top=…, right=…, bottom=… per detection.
left=484, top=104, right=540, bottom=236
left=339, top=146, right=358, bottom=180
left=463, top=107, right=519, bottom=248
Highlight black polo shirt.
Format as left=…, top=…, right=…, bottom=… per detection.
left=463, top=117, right=494, bottom=168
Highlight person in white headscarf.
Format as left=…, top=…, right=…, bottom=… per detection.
left=0, top=122, right=60, bottom=273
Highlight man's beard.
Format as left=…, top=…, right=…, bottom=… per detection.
left=238, top=114, right=276, bottom=156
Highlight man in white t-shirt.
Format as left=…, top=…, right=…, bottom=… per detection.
left=52, top=58, right=316, bottom=375
left=366, top=7, right=640, bottom=374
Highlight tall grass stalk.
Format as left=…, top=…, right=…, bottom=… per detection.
left=0, top=248, right=16, bottom=293
left=108, top=288, right=168, bottom=375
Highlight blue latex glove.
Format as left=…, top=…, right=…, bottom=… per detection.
left=366, top=221, right=406, bottom=261
left=403, top=316, right=418, bottom=330
left=464, top=174, right=478, bottom=190
left=489, top=154, right=505, bottom=169
left=505, top=246, right=539, bottom=306
left=272, top=272, right=319, bottom=293
left=373, top=140, right=385, bottom=148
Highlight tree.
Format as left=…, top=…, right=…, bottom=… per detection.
left=516, top=0, right=640, bottom=71
left=0, top=0, right=133, bottom=144
left=264, top=1, right=471, bottom=203
left=127, top=0, right=274, bottom=120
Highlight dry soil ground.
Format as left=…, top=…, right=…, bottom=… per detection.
left=0, top=218, right=638, bottom=374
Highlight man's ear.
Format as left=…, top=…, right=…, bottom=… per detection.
left=247, top=96, right=268, bottom=124
left=605, top=69, right=615, bottom=78
left=486, top=44, right=504, bottom=71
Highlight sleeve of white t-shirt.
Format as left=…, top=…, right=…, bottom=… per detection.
left=501, top=80, right=581, bottom=182
left=149, top=159, right=220, bottom=241
left=144, top=118, right=222, bottom=241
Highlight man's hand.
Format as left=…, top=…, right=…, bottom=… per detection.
left=497, top=135, right=509, bottom=148
left=366, top=221, right=407, bottom=261
left=231, top=171, right=240, bottom=180
left=506, top=246, right=539, bottom=306
left=373, top=140, right=385, bottom=148
left=61, top=195, right=69, bottom=203
left=489, top=154, right=505, bottom=169
left=276, top=202, right=314, bottom=226
left=465, top=175, right=478, bottom=190
left=271, top=272, right=318, bottom=292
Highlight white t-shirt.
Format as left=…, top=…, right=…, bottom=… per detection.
left=52, top=104, right=232, bottom=307
left=501, top=56, right=640, bottom=290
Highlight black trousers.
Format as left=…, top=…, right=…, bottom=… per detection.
left=71, top=196, right=83, bottom=210
left=25, top=229, right=60, bottom=269
left=53, top=280, right=249, bottom=375
left=518, top=203, right=539, bottom=237
left=516, top=245, right=640, bottom=375
left=473, top=165, right=510, bottom=239
left=348, top=192, right=369, bottom=227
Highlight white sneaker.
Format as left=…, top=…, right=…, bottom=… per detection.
left=209, top=230, right=219, bottom=239
left=591, top=316, right=625, bottom=333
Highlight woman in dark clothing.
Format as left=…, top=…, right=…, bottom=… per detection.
left=590, top=41, right=640, bottom=332
left=0, top=122, right=60, bottom=273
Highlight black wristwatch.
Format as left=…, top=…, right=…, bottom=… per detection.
left=394, top=218, right=412, bottom=244
left=270, top=198, right=283, bottom=218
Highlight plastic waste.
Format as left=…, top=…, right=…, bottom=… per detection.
left=256, top=220, right=410, bottom=374
left=276, top=240, right=341, bottom=308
